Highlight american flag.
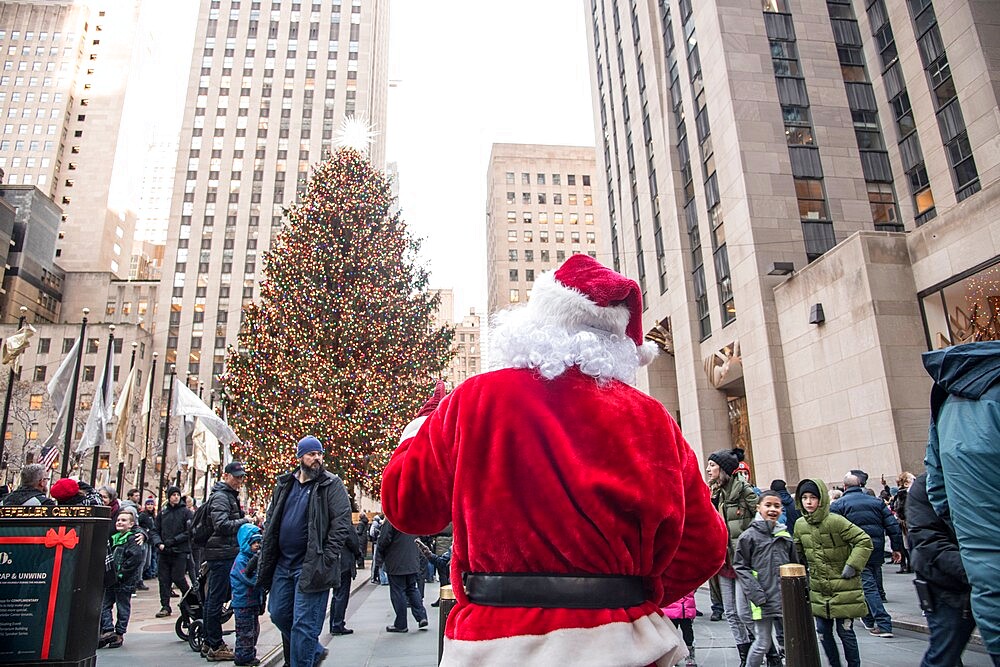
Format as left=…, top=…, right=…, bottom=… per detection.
left=38, top=444, right=58, bottom=470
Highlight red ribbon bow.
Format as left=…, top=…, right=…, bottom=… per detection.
left=43, top=527, right=79, bottom=550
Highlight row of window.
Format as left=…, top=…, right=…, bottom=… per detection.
left=505, top=192, right=593, bottom=206
left=507, top=251, right=599, bottom=303
left=506, top=229, right=597, bottom=244
left=505, top=211, right=595, bottom=225
left=0, top=30, right=77, bottom=42
left=503, top=172, right=591, bottom=187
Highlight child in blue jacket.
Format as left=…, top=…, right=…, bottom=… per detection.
left=230, top=523, right=264, bottom=666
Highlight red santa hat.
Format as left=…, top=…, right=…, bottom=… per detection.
left=533, top=254, right=658, bottom=365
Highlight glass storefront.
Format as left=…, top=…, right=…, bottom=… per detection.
left=921, top=257, right=1000, bottom=349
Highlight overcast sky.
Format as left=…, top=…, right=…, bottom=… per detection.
left=385, top=0, right=597, bottom=319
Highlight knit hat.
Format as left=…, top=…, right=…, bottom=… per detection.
left=50, top=478, right=80, bottom=502
left=533, top=254, right=659, bottom=365
left=708, top=448, right=744, bottom=476
left=144, top=496, right=156, bottom=506
left=734, top=461, right=751, bottom=478
left=797, top=480, right=821, bottom=501
left=297, top=435, right=323, bottom=459
left=849, top=469, right=869, bottom=486
left=166, top=485, right=181, bottom=498
left=770, top=479, right=787, bottom=492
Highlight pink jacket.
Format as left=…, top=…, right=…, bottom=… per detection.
left=662, top=590, right=697, bottom=620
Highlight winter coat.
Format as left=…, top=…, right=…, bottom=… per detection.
left=733, top=516, right=796, bottom=620
left=793, top=479, right=872, bottom=620
left=356, top=514, right=370, bottom=558
left=204, top=481, right=249, bottom=561
left=258, top=469, right=352, bottom=594
left=891, top=488, right=909, bottom=524
left=152, top=501, right=194, bottom=555
left=922, top=340, right=1000, bottom=655
left=777, top=488, right=800, bottom=536
left=105, top=528, right=145, bottom=593
left=713, top=475, right=759, bottom=567
left=341, top=518, right=364, bottom=576
left=375, top=520, right=421, bottom=576
left=434, top=523, right=454, bottom=557
left=137, top=508, right=155, bottom=535
left=230, top=523, right=264, bottom=610
left=1, top=486, right=55, bottom=506
left=906, top=473, right=971, bottom=611
left=661, top=591, right=697, bottom=621
left=830, top=486, right=903, bottom=562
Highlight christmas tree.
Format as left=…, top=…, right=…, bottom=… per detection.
left=222, top=146, right=453, bottom=496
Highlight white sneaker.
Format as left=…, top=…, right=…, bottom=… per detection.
left=870, top=629, right=894, bottom=638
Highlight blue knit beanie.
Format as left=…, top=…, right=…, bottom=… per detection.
left=297, top=435, right=323, bottom=459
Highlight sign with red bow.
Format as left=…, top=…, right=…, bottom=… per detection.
left=0, top=524, right=81, bottom=661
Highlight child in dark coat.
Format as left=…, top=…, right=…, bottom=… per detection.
left=230, top=523, right=264, bottom=666
left=99, top=510, right=145, bottom=649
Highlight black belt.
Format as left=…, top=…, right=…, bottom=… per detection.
left=463, top=573, right=646, bottom=609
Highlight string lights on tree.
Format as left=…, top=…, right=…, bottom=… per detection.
left=222, top=146, right=453, bottom=495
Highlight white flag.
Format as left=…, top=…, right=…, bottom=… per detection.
left=2, top=323, right=36, bottom=366
left=113, top=364, right=137, bottom=461
left=40, top=338, right=80, bottom=449
left=173, top=381, right=238, bottom=446
left=191, top=419, right=220, bottom=472
left=139, top=371, right=152, bottom=458
left=77, top=340, right=115, bottom=453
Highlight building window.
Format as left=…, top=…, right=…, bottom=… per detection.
left=506, top=191, right=515, bottom=204
left=33, top=366, right=46, bottom=382
left=522, top=212, right=532, bottom=224
left=508, top=249, right=518, bottom=262
left=62, top=338, right=74, bottom=353
left=521, top=172, right=530, bottom=185
left=29, top=393, right=43, bottom=410
left=795, top=178, right=828, bottom=220
left=509, top=269, right=518, bottom=281
left=509, top=289, right=520, bottom=303
left=507, top=230, right=518, bottom=241
left=38, top=338, right=50, bottom=354
left=505, top=172, right=514, bottom=184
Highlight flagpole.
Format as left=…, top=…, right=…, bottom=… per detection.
left=204, top=388, right=214, bottom=503
left=60, top=307, right=89, bottom=478
left=156, top=364, right=176, bottom=505
left=0, top=306, right=27, bottom=485
left=115, top=342, right=138, bottom=497
left=90, top=326, right=115, bottom=485
left=137, top=352, right=157, bottom=495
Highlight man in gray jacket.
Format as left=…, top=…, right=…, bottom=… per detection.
left=258, top=436, right=352, bottom=667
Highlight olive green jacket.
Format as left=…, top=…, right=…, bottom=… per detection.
left=713, top=476, right=759, bottom=563
left=793, top=479, right=873, bottom=619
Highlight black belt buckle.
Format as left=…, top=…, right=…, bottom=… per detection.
left=463, top=572, right=646, bottom=609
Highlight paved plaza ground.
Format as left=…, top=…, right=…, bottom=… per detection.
left=95, top=564, right=992, bottom=666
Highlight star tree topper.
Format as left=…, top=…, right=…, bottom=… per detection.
left=334, top=116, right=379, bottom=156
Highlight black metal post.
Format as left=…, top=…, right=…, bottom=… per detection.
left=136, top=354, right=157, bottom=495
left=438, top=585, right=456, bottom=664
left=0, top=307, right=28, bottom=484
left=89, top=327, right=115, bottom=486
left=779, top=563, right=821, bottom=666
left=115, top=342, right=138, bottom=497
left=156, top=365, right=175, bottom=504
left=203, top=389, right=214, bottom=503
left=60, top=309, right=89, bottom=478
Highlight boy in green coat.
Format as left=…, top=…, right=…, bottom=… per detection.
left=793, top=480, right=873, bottom=667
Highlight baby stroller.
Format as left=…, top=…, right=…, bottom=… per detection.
left=174, top=561, right=234, bottom=652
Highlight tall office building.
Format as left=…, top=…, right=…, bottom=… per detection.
left=431, top=288, right=482, bottom=387
left=584, top=0, right=1000, bottom=482
left=0, top=0, right=154, bottom=278
left=156, top=0, right=390, bottom=418
left=486, top=144, right=601, bottom=316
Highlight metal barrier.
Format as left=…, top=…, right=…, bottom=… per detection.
left=437, top=584, right=457, bottom=665
left=779, top=563, right=821, bottom=666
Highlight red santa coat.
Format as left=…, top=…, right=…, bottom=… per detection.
left=382, top=367, right=727, bottom=666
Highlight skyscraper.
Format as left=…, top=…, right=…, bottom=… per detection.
left=0, top=0, right=153, bottom=278
left=486, top=143, right=601, bottom=317
left=584, top=0, right=1000, bottom=482
left=155, top=0, right=390, bottom=417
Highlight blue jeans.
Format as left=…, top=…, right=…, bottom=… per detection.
left=100, top=588, right=132, bottom=635
left=920, top=602, right=977, bottom=667
left=387, top=573, right=427, bottom=630
left=329, top=569, right=353, bottom=632
left=204, top=558, right=233, bottom=650
left=268, top=563, right=329, bottom=667
left=861, top=558, right=892, bottom=632
left=815, top=617, right=860, bottom=667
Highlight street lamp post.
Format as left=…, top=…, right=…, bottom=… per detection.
left=115, top=341, right=138, bottom=497
left=156, top=365, right=176, bottom=504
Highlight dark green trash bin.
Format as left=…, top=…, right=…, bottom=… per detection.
left=0, top=505, right=112, bottom=667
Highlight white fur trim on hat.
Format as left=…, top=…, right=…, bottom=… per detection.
left=441, top=612, right=686, bottom=666
left=529, top=270, right=631, bottom=339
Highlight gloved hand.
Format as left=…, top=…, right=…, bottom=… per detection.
left=245, top=553, right=260, bottom=577
left=416, top=380, right=447, bottom=418
left=841, top=564, right=857, bottom=579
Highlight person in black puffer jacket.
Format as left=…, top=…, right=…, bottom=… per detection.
left=201, top=463, right=252, bottom=660
left=908, top=473, right=976, bottom=667
left=152, top=485, right=194, bottom=617
left=376, top=519, right=428, bottom=633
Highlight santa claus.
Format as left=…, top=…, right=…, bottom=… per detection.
left=382, top=255, right=727, bottom=666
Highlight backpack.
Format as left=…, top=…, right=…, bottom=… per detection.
left=189, top=500, right=214, bottom=547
